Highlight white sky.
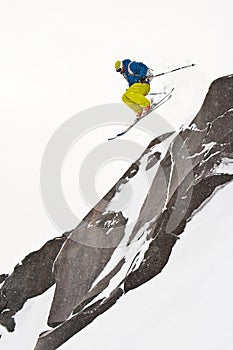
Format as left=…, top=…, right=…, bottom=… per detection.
left=0, top=0, right=233, bottom=348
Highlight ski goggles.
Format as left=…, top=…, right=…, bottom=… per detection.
left=116, top=67, right=122, bottom=72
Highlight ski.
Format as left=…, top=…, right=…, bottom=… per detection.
left=108, top=88, right=174, bottom=141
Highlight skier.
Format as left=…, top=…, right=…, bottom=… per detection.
left=115, top=59, right=153, bottom=118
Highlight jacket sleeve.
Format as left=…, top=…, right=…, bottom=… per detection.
left=138, top=62, right=148, bottom=77
left=130, top=61, right=148, bottom=77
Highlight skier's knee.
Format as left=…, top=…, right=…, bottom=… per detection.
left=122, top=93, right=127, bottom=103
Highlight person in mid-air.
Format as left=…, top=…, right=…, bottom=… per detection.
left=115, top=59, right=153, bottom=118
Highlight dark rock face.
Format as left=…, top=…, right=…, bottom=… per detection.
left=0, top=236, right=66, bottom=331
left=0, top=75, right=232, bottom=349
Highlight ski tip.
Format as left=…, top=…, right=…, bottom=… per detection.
left=108, top=133, right=123, bottom=141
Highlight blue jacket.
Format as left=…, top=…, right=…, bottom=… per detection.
left=122, top=59, right=149, bottom=87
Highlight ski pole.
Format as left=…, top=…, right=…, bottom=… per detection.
left=150, top=63, right=196, bottom=78
left=148, top=92, right=166, bottom=95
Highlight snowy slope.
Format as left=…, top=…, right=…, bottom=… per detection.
left=1, top=76, right=232, bottom=349
left=1, top=181, right=232, bottom=350
left=60, top=181, right=233, bottom=350
left=2, top=73, right=233, bottom=349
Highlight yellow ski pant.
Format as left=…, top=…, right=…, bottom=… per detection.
left=122, top=83, right=150, bottom=113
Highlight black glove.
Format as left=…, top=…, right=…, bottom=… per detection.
left=139, top=76, right=147, bottom=83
